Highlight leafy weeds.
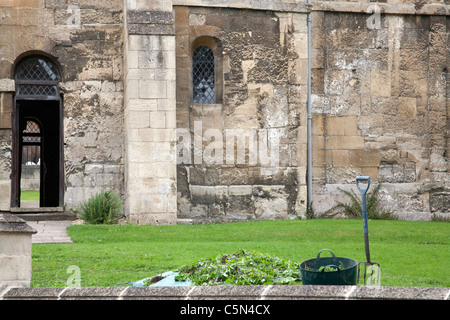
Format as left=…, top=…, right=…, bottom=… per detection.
left=75, top=190, right=123, bottom=224
left=326, top=184, right=397, bottom=220
left=174, top=249, right=301, bottom=285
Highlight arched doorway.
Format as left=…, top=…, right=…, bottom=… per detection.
left=11, top=55, right=63, bottom=209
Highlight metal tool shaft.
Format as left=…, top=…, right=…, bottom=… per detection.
left=356, top=176, right=371, bottom=263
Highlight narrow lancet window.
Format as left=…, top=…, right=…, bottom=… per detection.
left=193, top=46, right=215, bottom=104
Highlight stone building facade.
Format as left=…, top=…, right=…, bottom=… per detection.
left=0, top=0, right=448, bottom=224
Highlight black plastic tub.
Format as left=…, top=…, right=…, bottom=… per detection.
left=300, top=249, right=358, bottom=285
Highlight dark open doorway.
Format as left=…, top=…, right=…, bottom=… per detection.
left=14, top=100, right=62, bottom=207
left=11, top=55, right=64, bottom=209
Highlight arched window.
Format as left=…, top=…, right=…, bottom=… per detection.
left=15, top=56, right=61, bottom=98
left=192, top=46, right=215, bottom=104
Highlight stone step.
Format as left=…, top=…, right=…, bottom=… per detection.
left=26, top=220, right=73, bottom=244
left=16, top=212, right=77, bottom=221
left=9, top=207, right=77, bottom=221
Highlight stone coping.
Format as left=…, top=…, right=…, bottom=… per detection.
left=0, top=213, right=37, bottom=234
left=172, top=0, right=449, bottom=16
left=1, top=285, right=449, bottom=300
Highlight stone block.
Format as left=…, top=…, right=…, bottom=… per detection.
left=127, top=98, right=158, bottom=111
left=165, top=110, right=176, bottom=129
left=229, top=185, right=252, bottom=196
left=140, top=80, right=167, bottom=99
left=312, top=114, right=324, bottom=135
left=0, top=180, right=10, bottom=211
left=361, top=167, right=379, bottom=182
left=0, top=113, right=11, bottom=129
left=128, top=24, right=175, bottom=36
left=0, top=79, right=14, bottom=92
left=127, top=68, right=156, bottom=80
left=332, top=150, right=350, bottom=166
left=326, top=135, right=364, bottom=150
left=149, top=110, right=166, bottom=128
left=127, top=10, right=174, bottom=25
left=311, top=67, right=324, bottom=93
left=84, top=164, right=103, bottom=175
left=78, top=57, right=114, bottom=81
left=293, top=33, right=308, bottom=59
left=138, top=128, right=173, bottom=142
left=349, top=150, right=381, bottom=167
left=370, top=69, right=391, bottom=97
left=326, top=116, right=346, bottom=136
left=0, top=214, right=36, bottom=288
left=128, top=193, right=167, bottom=214
left=255, top=195, right=288, bottom=220
left=1, top=93, right=13, bottom=115
left=398, top=97, right=417, bottom=117
left=138, top=50, right=167, bottom=69
left=128, top=213, right=177, bottom=225
left=157, top=98, right=176, bottom=111
left=404, top=162, right=416, bottom=182
left=155, top=69, right=176, bottom=81
left=190, top=185, right=216, bottom=205
left=166, top=79, right=176, bottom=99
left=220, top=167, right=249, bottom=185
left=138, top=162, right=175, bottom=179
left=128, top=35, right=153, bottom=51
left=126, top=111, right=150, bottom=129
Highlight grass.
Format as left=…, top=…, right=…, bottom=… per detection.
left=31, top=219, right=450, bottom=288
left=21, top=190, right=40, bottom=201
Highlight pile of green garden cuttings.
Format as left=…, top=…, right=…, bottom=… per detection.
left=174, top=249, right=301, bottom=285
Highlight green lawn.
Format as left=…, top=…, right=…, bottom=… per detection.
left=31, top=219, right=450, bottom=288
left=21, top=190, right=40, bottom=201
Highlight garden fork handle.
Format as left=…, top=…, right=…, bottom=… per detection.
left=356, top=176, right=370, bottom=195
left=356, top=176, right=371, bottom=263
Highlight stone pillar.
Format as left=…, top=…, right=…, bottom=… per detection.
left=123, top=1, right=177, bottom=224
left=0, top=214, right=37, bottom=289
left=0, top=79, right=14, bottom=212
left=427, top=16, right=449, bottom=213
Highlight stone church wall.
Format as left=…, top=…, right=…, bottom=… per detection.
left=0, top=0, right=447, bottom=223
left=175, top=5, right=309, bottom=221
left=0, top=0, right=124, bottom=211
left=310, top=7, right=449, bottom=219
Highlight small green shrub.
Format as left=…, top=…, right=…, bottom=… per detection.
left=76, top=190, right=122, bottom=224
left=326, top=184, right=397, bottom=220
left=174, top=249, right=301, bottom=285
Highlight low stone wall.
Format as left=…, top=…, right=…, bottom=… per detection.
left=1, top=285, right=448, bottom=300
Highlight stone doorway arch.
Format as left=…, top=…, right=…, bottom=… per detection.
left=11, top=54, right=64, bottom=209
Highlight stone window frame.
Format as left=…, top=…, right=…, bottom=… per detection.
left=190, top=36, right=223, bottom=105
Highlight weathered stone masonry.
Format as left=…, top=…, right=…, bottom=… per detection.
left=310, top=1, right=449, bottom=219
left=123, top=1, right=177, bottom=224
left=174, top=5, right=310, bottom=221
left=0, top=1, right=448, bottom=224
left=0, top=0, right=124, bottom=211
